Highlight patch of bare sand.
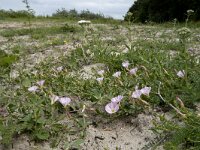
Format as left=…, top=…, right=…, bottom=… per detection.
left=82, top=113, right=161, bottom=150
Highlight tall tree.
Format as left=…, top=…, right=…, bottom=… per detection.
left=125, top=0, right=200, bottom=22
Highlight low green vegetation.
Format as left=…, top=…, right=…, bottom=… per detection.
left=0, top=17, right=200, bottom=149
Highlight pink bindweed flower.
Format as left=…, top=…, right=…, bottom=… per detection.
left=129, top=67, right=138, bottom=75
left=28, top=86, right=38, bottom=92
left=97, top=70, right=105, bottom=76
left=113, top=71, right=121, bottom=78
left=56, top=66, right=63, bottom=72
left=140, top=86, right=151, bottom=96
left=96, top=77, right=104, bottom=83
left=177, top=70, right=185, bottom=78
left=50, top=94, right=59, bottom=105
left=105, top=102, right=119, bottom=114
left=36, top=80, right=45, bottom=86
left=122, top=61, right=130, bottom=69
left=111, top=95, right=124, bottom=103
left=59, top=97, right=71, bottom=107
left=131, top=90, right=142, bottom=99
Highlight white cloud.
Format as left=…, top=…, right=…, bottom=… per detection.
left=0, top=0, right=134, bottom=19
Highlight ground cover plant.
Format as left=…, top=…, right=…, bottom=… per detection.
left=0, top=15, right=200, bottom=150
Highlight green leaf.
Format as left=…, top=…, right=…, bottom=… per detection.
left=34, top=129, right=50, bottom=140
left=22, top=78, right=32, bottom=87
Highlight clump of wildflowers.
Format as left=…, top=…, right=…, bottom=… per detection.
left=105, top=95, right=124, bottom=114
left=131, top=86, right=151, bottom=105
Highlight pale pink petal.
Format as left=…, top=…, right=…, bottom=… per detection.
left=36, top=80, right=45, bottom=86
left=131, top=90, right=142, bottom=99
left=112, top=71, right=121, bottom=78
left=28, top=86, right=38, bottom=92
left=111, top=95, right=124, bottom=103
left=50, top=94, right=59, bottom=105
left=122, top=61, right=130, bottom=69
left=97, top=70, right=105, bottom=76
left=141, top=86, right=151, bottom=96
left=56, top=66, right=63, bottom=72
left=177, top=70, right=185, bottom=78
left=105, top=102, right=119, bottom=114
left=59, top=97, right=71, bottom=107
left=129, top=67, right=138, bottom=75
left=96, top=77, right=104, bottom=83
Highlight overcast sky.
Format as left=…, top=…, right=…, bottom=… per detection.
left=0, top=0, right=134, bottom=19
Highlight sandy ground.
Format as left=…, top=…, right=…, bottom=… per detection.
left=1, top=21, right=199, bottom=150
left=0, top=113, right=163, bottom=150
left=82, top=114, right=158, bottom=150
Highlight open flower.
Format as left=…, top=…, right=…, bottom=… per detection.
left=28, top=86, right=38, bottom=92
left=177, top=70, right=185, bottom=78
left=105, top=102, right=119, bottom=114
left=50, top=94, right=59, bottom=105
left=59, top=97, right=71, bottom=107
left=122, top=61, right=130, bottom=69
left=129, top=67, right=138, bottom=75
left=97, top=70, right=105, bottom=76
left=56, top=66, right=63, bottom=72
left=141, top=86, right=151, bottom=96
left=111, top=95, right=123, bottom=103
left=96, top=77, right=104, bottom=83
left=113, top=71, right=121, bottom=78
left=131, top=90, right=142, bottom=99
left=36, top=80, right=45, bottom=86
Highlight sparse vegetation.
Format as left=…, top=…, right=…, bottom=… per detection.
left=0, top=2, right=200, bottom=150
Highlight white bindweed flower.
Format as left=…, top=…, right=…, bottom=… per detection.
left=131, top=90, right=142, bottom=99
left=105, top=102, right=119, bottom=114
left=56, top=66, right=63, bottom=72
left=113, top=71, right=121, bottom=78
left=96, top=77, right=104, bottom=83
left=59, top=97, right=71, bottom=107
left=97, top=70, right=105, bottom=76
left=111, top=95, right=123, bottom=103
left=28, top=86, right=38, bottom=92
left=50, top=94, right=59, bottom=105
left=122, top=61, right=130, bottom=69
left=129, top=67, right=138, bottom=75
left=36, top=80, right=45, bottom=86
left=177, top=70, right=185, bottom=78
left=141, top=86, right=151, bottom=96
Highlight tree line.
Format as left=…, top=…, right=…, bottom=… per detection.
left=125, top=0, right=200, bottom=23
left=0, top=8, right=113, bottom=20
